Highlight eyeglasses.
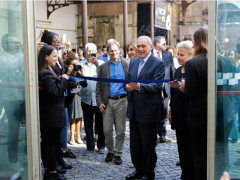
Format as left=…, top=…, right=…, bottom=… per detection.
left=8, top=41, right=20, bottom=45
left=52, top=40, right=61, bottom=45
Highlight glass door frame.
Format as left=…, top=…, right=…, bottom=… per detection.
left=22, top=1, right=41, bottom=179
left=208, top=1, right=216, bottom=180
left=19, top=1, right=219, bottom=180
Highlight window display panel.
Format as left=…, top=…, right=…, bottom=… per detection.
left=0, top=1, right=28, bottom=179
left=215, top=1, right=240, bottom=179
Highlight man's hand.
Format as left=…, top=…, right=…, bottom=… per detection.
left=125, top=82, right=139, bottom=92
left=77, top=67, right=84, bottom=76
left=90, top=57, right=99, bottom=66
left=99, top=103, right=106, bottom=113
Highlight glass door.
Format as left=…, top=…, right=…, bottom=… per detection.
left=0, top=1, right=28, bottom=179
left=215, top=1, right=240, bottom=179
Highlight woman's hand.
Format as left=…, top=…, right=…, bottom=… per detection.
left=36, top=30, right=44, bottom=43
left=77, top=91, right=81, bottom=97
left=66, top=65, right=74, bottom=76
left=37, top=42, right=44, bottom=54
left=167, top=108, right=171, bottom=125
left=168, top=81, right=181, bottom=88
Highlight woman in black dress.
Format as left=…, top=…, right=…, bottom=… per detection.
left=168, top=41, right=194, bottom=180
left=184, top=27, right=208, bottom=180
left=38, top=45, right=74, bottom=180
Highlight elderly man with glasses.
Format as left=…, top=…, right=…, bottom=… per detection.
left=80, top=43, right=106, bottom=156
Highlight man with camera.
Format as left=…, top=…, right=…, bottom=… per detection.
left=79, top=43, right=106, bottom=155
left=96, top=40, right=129, bottom=165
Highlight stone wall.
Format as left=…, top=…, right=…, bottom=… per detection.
left=170, top=0, right=208, bottom=45
left=77, top=2, right=138, bottom=48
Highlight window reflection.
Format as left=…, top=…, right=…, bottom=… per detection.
left=0, top=1, right=28, bottom=179
left=216, top=1, right=240, bottom=179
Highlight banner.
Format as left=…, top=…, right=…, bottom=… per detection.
left=155, top=0, right=171, bottom=30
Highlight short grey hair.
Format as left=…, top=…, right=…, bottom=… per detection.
left=106, top=40, right=121, bottom=51
left=85, top=43, right=97, bottom=52
left=137, top=36, right=152, bottom=46
left=176, top=40, right=193, bottom=55
left=106, top=38, right=115, bottom=45
left=153, top=36, right=165, bottom=46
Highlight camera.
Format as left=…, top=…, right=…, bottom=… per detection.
left=73, top=64, right=82, bottom=71
left=91, top=53, right=96, bottom=58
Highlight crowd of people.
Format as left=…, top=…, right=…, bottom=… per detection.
left=36, top=27, right=208, bottom=180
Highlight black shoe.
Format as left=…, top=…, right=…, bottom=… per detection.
left=159, top=136, right=166, bottom=143
left=56, top=165, right=66, bottom=174
left=105, top=153, right=114, bottom=162
left=140, top=173, right=155, bottom=180
left=176, top=161, right=180, bottom=166
left=43, top=172, right=66, bottom=180
left=159, top=136, right=171, bottom=143
left=62, top=149, right=76, bottom=159
left=57, top=158, right=72, bottom=169
left=126, top=171, right=144, bottom=180
left=115, top=156, right=122, bottom=165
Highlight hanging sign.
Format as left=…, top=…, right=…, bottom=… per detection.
left=155, top=0, right=171, bottom=30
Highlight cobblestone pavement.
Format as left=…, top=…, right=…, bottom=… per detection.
left=64, top=121, right=181, bottom=180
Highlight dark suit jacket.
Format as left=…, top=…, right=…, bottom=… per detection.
left=96, top=58, right=129, bottom=107
left=184, top=55, right=208, bottom=128
left=151, top=49, right=175, bottom=97
left=126, top=55, right=165, bottom=123
left=54, top=57, right=65, bottom=76
left=97, top=53, right=108, bottom=62
left=39, top=70, right=68, bottom=128
left=170, top=66, right=190, bottom=131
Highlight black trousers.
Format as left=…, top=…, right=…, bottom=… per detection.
left=130, top=116, right=157, bottom=175
left=81, top=101, right=105, bottom=150
left=157, top=98, right=168, bottom=137
left=190, top=127, right=207, bottom=180
left=40, top=126, right=62, bottom=171
left=176, top=130, right=193, bottom=180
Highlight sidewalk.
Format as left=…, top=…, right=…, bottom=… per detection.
left=64, top=121, right=181, bottom=180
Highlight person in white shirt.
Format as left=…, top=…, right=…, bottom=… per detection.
left=80, top=43, right=105, bottom=155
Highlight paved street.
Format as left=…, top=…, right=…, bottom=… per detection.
left=64, top=121, right=181, bottom=180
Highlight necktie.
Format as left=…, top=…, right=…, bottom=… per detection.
left=137, top=59, right=145, bottom=76
left=157, top=51, right=161, bottom=60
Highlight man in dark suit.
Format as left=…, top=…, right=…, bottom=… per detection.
left=125, top=36, right=165, bottom=180
left=151, top=36, right=175, bottom=143
left=96, top=40, right=129, bottom=165
left=97, top=39, right=115, bottom=62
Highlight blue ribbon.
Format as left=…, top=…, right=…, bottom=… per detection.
left=69, top=75, right=184, bottom=84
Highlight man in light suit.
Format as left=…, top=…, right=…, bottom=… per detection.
left=125, top=36, right=165, bottom=180
left=96, top=40, right=129, bottom=165
left=151, top=36, right=175, bottom=143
